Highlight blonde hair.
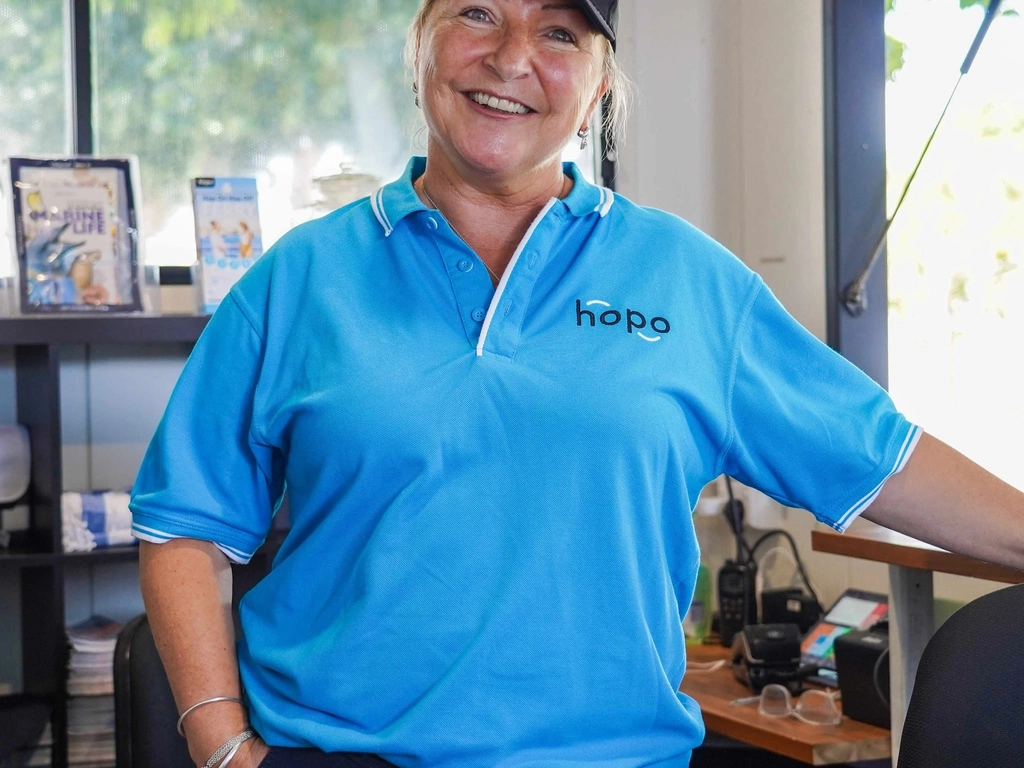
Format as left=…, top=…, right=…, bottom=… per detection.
left=403, top=0, right=633, bottom=152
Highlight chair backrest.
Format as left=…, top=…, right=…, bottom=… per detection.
left=113, top=614, right=193, bottom=768
left=897, top=583, right=1024, bottom=768
left=0, top=695, right=50, bottom=762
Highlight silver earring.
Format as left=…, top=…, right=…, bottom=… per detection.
left=413, top=82, right=420, bottom=109
left=578, top=127, right=590, bottom=150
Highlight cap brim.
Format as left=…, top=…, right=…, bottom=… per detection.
left=579, top=0, right=616, bottom=48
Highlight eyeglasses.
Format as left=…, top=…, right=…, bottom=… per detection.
left=730, top=684, right=842, bottom=726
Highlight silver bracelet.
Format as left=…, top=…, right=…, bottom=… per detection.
left=204, top=729, right=254, bottom=768
left=176, top=696, right=244, bottom=737
left=216, top=740, right=244, bottom=768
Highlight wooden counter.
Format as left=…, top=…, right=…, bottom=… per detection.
left=681, top=645, right=890, bottom=765
left=811, top=525, right=1024, bottom=584
left=811, top=520, right=1024, bottom=763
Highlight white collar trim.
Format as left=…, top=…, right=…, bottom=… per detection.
left=476, top=197, right=559, bottom=357
left=371, top=186, right=394, bottom=237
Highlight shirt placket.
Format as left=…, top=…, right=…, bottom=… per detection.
left=426, top=205, right=562, bottom=358
left=425, top=212, right=500, bottom=348
left=478, top=205, right=562, bottom=360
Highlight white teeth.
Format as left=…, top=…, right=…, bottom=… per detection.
left=469, top=92, right=529, bottom=114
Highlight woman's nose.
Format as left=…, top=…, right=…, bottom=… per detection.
left=485, top=28, right=533, bottom=82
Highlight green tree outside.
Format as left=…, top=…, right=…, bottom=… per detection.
left=91, top=0, right=422, bottom=245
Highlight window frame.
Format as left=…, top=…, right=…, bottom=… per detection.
left=68, top=0, right=92, bottom=154
left=823, top=0, right=890, bottom=388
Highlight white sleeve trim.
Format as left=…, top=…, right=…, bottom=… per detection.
left=131, top=523, right=253, bottom=564
left=832, top=424, right=923, bottom=533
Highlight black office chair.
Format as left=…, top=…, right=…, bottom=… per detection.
left=897, top=583, right=1024, bottom=768
left=0, top=695, right=50, bottom=765
left=113, top=542, right=281, bottom=767
left=113, top=614, right=192, bottom=768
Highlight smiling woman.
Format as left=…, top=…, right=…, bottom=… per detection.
left=406, top=0, right=612, bottom=279
left=129, top=1, right=1024, bottom=767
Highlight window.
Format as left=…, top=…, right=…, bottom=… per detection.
left=0, top=0, right=70, bottom=279
left=2, top=1, right=603, bottom=274
left=92, top=1, right=424, bottom=265
left=827, top=0, right=1023, bottom=493
left=885, top=0, right=1024, bottom=491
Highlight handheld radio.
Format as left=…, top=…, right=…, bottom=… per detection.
left=717, top=479, right=757, bottom=646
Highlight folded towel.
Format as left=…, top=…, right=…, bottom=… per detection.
left=62, top=492, right=136, bottom=553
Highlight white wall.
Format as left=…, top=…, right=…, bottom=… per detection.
left=615, top=0, right=1003, bottom=611
left=618, top=0, right=825, bottom=334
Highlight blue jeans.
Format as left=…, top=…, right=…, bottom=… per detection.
left=260, top=747, right=397, bottom=767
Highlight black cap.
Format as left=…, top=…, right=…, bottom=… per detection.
left=579, top=0, right=618, bottom=49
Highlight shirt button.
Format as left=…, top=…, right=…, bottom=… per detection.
left=425, top=217, right=438, bottom=231
left=471, top=308, right=486, bottom=322
left=457, top=259, right=473, bottom=273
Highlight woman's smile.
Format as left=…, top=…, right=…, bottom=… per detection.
left=464, top=90, right=535, bottom=115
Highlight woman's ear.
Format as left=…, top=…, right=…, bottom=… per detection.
left=412, top=43, right=422, bottom=106
left=584, top=78, right=610, bottom=127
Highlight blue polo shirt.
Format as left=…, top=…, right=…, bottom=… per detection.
left=130, top=157, right=919, bottom=767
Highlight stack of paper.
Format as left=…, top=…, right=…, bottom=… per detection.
left=65, top=616, right=121, bottom=767
left=66, top=616, right=119, bottom=696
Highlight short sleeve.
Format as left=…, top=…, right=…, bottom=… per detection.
left=129, top=293, right=285, bottom=562
left=722, top=279, right=921, bottom=531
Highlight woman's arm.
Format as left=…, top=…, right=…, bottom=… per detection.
left=863, top=432, right=1024, bottom=570
left=139, top=539, right=270, bottom=768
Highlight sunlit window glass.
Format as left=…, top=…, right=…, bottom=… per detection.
left=0, top=0, right=69, bottom=279
left=92, top=1, right=423, bottom=265
left=885, top=0, right=1024, bottom=491
left=92, top=1, right=602, bottom=268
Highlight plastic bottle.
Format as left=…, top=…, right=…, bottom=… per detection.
left=684, top=562, right=713, bottom=645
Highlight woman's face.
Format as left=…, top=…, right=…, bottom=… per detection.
left=416, top=0, right=607, bottom=180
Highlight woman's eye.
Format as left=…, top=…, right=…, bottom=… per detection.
left=462, top=8, right=490, bottom=22
left=548, top=28, right=576, bottom=44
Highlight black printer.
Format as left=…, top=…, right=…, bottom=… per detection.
left=834, top=624, right=890, bottom=729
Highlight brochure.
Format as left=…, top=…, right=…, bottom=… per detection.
left=191, top=176, right=263, bottom=313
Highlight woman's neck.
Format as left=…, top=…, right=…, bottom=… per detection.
left=415, top=152, right=572, bottom=283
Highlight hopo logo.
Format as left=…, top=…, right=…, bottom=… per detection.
left=575, top=299, right=671, bottom=343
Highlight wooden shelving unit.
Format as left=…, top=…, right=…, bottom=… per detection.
left=0, top=546, right=142, bottom=569
left=0, top=314, right=210, bottom=345
left=1, top=313, right=212, bottom=768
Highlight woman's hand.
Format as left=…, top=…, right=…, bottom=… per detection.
left=231, top=735, right=271, bottom=768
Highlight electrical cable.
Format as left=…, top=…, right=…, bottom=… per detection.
left=754, top=544, right=801, bottom=610
left=722, top=476, right=753, bottom=563
left=715, top=477, right=822, bottom=610
left=872, top=647, right=890, bottom=708
left=757, top=540, right=820, bottom=607
left=747, top=528, right=822, bottom=611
